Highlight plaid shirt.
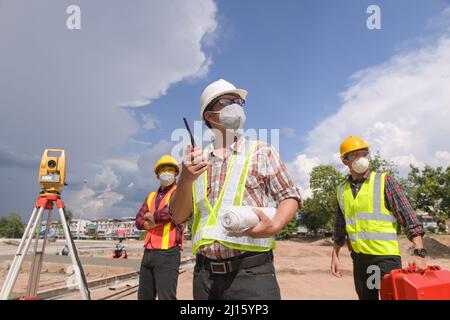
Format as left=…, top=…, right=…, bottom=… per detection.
left=333, top=171, right=425, bottom=247
left=192, top=137, right=302, bottom=260
left=135, top=183, right=184, bottom=249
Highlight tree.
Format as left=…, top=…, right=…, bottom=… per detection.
left=64, top=210, right=73, bottom=224
left=55, top=209, right=73, bottom=234
left=0, top=213, right=25, bottom=238
left=300, top=165, right=344, bottom=236
left=441, top=166, right=450, bottom=220
left=406, top=165, right=450, bottom=224
left=277, top=217, right=298, bottom=239
left=369, top=151, right=413, bottom=204
left=370, top=151, right=400, bottom=178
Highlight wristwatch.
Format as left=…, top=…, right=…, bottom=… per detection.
left=413, top=248, right=428, bottom=257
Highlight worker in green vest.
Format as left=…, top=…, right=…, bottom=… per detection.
left=331, top=136, right=427, bottom=300
left=169, top=79, right=302, bottom=300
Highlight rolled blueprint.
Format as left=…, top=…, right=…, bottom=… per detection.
left=220, top=206, right=277, bottom=233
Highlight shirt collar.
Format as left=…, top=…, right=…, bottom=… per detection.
left=158, top=182, right=176, bottom=193
left=209, top=135, right=245, bottom=160
left=348, top=170, right=371, bottom=183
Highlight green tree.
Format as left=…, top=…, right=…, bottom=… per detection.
left=369, top=151, right=413, bottom=204
left=440, top=166, right=450, bottom=219
left=64, top=210, right=73, bottom=224
left=406, top=165, right=450, bottom=223
left=370, top=151, right=400, bottom=178
left=0, top=213, right=25, bottom=238
left=277, top=217, right=298, bottom=239
left=55, top=209, right=73, bottom=234
left=300, top=165, right=344, bottom=236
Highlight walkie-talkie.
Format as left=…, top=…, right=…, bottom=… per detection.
left=183, top=117, right=197, bottom=151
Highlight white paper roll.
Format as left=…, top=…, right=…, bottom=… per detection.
left=219, top=206, right=276, bottom=233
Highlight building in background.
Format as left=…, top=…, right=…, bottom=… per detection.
left=93, top=217, right=140, bottom=239
left=69, top=219, right=93, bottom=239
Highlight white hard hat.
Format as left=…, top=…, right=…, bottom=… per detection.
left=200, top=79, right=248, bottom=120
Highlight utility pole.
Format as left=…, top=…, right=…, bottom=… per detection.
left=77, top=179, right=88, bottom=240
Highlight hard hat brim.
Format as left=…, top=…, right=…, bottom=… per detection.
left=341, top=146, right=370, bottom=160
left=154, top=163, right=180, bottom=175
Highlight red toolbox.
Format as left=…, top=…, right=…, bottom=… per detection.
left=381, top=265, right=450, bottom=300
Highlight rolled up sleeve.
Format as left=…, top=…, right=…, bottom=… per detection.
left=384, top=175, right=425, bottom=240
left=263, top=144, right=302, bottom=209
left=135, top=197, right=149, bottom=230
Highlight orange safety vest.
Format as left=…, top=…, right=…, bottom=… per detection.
left=143, top=185, right=181, bottom=250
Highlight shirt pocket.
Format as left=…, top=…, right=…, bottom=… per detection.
left=245, top=174, right=264, bottom=190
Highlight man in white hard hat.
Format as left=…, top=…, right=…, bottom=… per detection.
left=169, top=79, right=302, bottom=300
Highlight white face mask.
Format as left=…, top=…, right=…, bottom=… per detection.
left=351, top=157, right=370, bottom=174
left=210, top=104, right=246, bottom=131
left=159, top=172, right=175, bottom=186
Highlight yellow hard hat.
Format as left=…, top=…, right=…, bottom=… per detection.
left=154, top=155, right=180, bottom=175
left=340, top=136, right=370, bottom=159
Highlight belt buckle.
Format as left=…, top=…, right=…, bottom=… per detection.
left=210, top=262, right=228, bottom=274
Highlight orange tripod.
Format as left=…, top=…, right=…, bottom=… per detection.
left=0, top=193, right=91, bottom=300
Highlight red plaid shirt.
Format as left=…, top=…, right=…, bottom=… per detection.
left=333, top=171, right=425, bottom=247
left=135, top=183, right=183, bottom=249
left=185, top=137, right=302, bottom=260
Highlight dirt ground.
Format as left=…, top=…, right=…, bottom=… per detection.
left=1, top=235, right=449, bottom=300
left=127, top=234, right=450, bottom=300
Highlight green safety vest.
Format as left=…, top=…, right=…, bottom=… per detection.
left=191, top=139, right=276, bottom=255
left=336, top=171, right=400, bottom=256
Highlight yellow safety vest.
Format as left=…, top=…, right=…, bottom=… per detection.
left=337, top=172, right=400, bottom=256
left=191, top=140, right=276, bottom=255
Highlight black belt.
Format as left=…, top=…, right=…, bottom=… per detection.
left=197, top=251, right=273, bottom=274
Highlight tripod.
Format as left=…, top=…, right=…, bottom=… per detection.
left=0, top=193, right=91, bottom=300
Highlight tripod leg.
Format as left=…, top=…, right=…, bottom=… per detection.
left=0, top=206, right=38, bottom=297
left=26, top=209, right=52, bottom=296
left=0, top=206, right=45, bottom=300
left=58, top=207, right=91, bottom=300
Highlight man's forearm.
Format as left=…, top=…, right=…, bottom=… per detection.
left=273, top=198, right=299, bottom=233
left=169, top=177, right=193, bottom=224
left=411, top=235, right=424, bottom=249
left=332, top=243, right=341, bottom=258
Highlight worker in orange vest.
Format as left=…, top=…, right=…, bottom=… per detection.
left=135, top=155, right=184, bottom=300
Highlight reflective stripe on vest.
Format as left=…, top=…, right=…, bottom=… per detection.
left=337, top=172, right=400, bottom=256
left=191, top=140, right=275, bottom=254
left=144, top=185, right=178, bottom=250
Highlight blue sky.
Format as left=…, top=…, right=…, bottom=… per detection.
left=131, top=0, right=449, bottom=160
left=1, top=0, right=450, bottom=219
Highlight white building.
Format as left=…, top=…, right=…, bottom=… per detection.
left=69, top=219, right=92, bottom=238
left=93, top=217, right=138, bottom=239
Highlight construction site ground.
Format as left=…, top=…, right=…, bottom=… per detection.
left=1, top=234, right=449, bottom=300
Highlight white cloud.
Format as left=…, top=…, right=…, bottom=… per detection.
left=0, top=1, right=217, bottom=218
left=290, top=35, right=450, bottom=193
left=142, top=114, right=159, bottom=130
left=104, top=157, right=139, bottom=173
left=66, top=139, right=176, bottom=218
left=93, top=167, right=120, bottom=190
left=435, top=151, right=450, bottom=167
left=68, top=185, right=124, bottom=220
left=288, top=154, right=321, bottom=199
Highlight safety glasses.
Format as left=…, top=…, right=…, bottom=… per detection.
left=344, top=150, right=370, bottom=161
left=157, top=166, right=177, bottom=175
left=212, top=97, right=245, bottom=108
